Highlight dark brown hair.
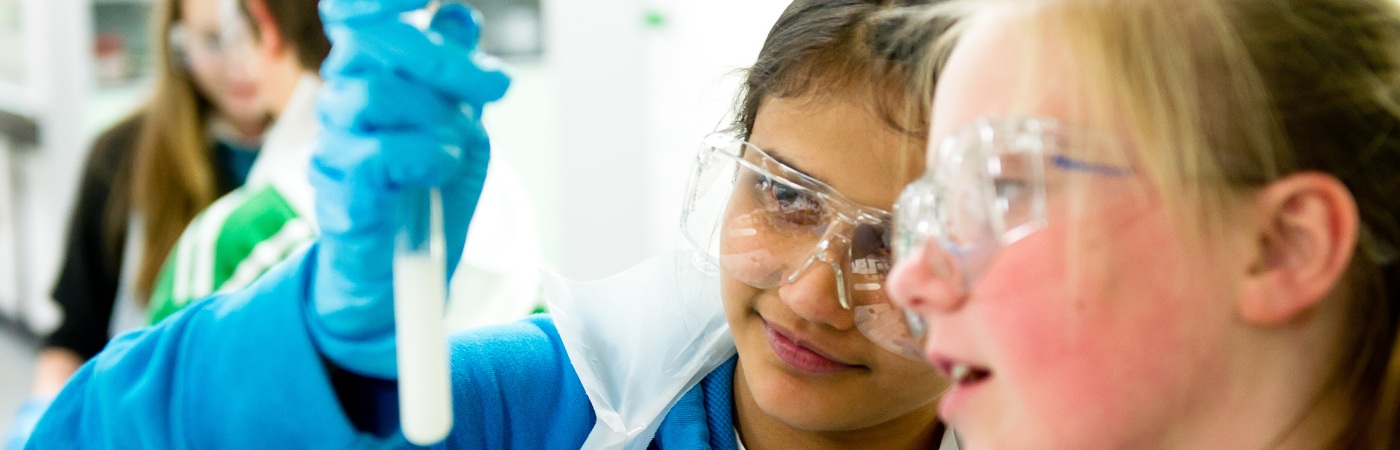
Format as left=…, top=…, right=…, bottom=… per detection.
left=241, top=0, right=330, bottom=70
left=735, top=0, right=948, bottom=140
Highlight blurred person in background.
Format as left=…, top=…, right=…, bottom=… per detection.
left=3, top=0, right=268, bottom=446
left=889, top=0, right=1400, bottom=447
left=142, top=0, right=329, bottom=324
left=143, top=0, right=540, bottom=331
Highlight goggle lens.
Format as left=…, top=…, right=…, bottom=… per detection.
left=682, top=133, right=923, bottom=360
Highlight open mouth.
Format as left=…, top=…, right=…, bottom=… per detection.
left=931, top=355, right=992, bottom=418
left=938, top=359, right=992, bottom=387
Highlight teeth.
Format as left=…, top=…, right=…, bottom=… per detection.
left=951, top=363, right=971, bottom=383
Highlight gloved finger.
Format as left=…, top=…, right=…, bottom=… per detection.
left=429, top=3, right=482, bottom=52
left=319, top=0, right=429, bottom=26
left=323, top=21, right=510, bottom=106
left=315, top=127, right=470, bottom=191
left=320, top=22, right=432, bottom=78
left=440, top=185, right=480, bottom=280
left=319, top=10, right=482, bottom=78
left=317, top=71, right=459, bottom=132
left=438, top=117, right=491, bottom=277
left=320, top=37, right=380, bottom=79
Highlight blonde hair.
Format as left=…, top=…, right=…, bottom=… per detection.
left=909, top=0, right=1400, bottom=446
left=130, top=0, right=224, bottom=301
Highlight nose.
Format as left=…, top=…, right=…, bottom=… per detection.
left=777, top=260, right=857, bottom=331
left=886, top=240, right=968, bottom=317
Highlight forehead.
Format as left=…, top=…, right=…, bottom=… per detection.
left=181, top=0, right=221, bottom=25
left=748, top=94, right=925, bottom=209
left=930, top=8, right=1082, bottom=154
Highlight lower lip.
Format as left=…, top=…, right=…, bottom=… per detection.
left=938, top=374, right=990, bottom=419
left=229, top=86, right=257, bottom=98
left=764, top=324, right=857, bottom=375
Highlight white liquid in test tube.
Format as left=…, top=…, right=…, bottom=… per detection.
left=394, top=187, right=453, bottom=445
left=393, top=1, right=466, bottom=443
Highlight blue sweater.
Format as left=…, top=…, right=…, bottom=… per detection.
left=27, top=245, right=742, bottom=449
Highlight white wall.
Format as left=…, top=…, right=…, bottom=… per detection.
left=496, top=0, right=788, bottom=280
left=0, top=139, right=18, bottom=317
left=537, top=0, right=650, bottom=280
left=641, top=0, right=791, bottom=260
left=8, top=0, right=94, bottom=333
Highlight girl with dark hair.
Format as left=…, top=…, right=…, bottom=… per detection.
left=26, top=1, right=955, bottom=448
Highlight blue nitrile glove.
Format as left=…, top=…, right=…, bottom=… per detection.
left=4, top=396, right=52, bottom=450
left=310, top=0, right=510, bottom=379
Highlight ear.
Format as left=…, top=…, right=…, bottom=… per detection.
left=245, top=0, right=284, bottom=58
left=1238, top=173, right=1359, bottom=325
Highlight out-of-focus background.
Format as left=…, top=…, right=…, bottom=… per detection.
left=0, top=0, right=788, bottom=428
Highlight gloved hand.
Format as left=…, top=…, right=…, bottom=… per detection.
left=4, top=396, right=53, bottom=450
left=309, top=0, right=510, bottom=379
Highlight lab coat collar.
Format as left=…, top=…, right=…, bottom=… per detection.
left=543, top=249, right=735, bottom=449
left=243, top=74, right=322, bottom=224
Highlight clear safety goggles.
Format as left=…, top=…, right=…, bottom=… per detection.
left=681, top=132, right=924, bottom=359
left=893, top=116, right=1136, bottom=339
left=167, top=0, right=256, bottom=71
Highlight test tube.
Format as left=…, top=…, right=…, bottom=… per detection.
left=393, top=2, right=474, bottom=443
left=393, top=186, right=453, bottom=445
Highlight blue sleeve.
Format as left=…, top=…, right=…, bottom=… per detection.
left=437, top=316, right=595, bottom=449
left=330, top=319, right=598, bottom=450
left=27, top=243, right=597, bottom=449
left=27, top=244, right=369, bottom=449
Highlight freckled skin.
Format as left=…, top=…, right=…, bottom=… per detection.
left=945, top=202, right=1234, bottom=447
left=890, top=11, right=1249, bottom=447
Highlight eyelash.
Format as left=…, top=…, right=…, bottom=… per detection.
left=994, top=178, right=1029, bottom=200
left=755, top=175, right=825, bottom=226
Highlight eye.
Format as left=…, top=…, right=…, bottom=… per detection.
left=851, top=223, right=893, bottom=262
left=196, top=31, right=223, bottom=52
left=993, top=176, right=1038, bottom=227
left=993, top=177, right=1029, bottom=202
left=755, top=175, right=825, bottom=226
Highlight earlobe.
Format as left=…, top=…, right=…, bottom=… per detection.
left=1238, top=173, right=1359, bottom=326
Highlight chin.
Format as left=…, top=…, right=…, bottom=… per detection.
left=230, top=103, right=267, bottom=120
left=740, top=355, right=881, bottom=432
left=750, top=377, right=852, bottom=430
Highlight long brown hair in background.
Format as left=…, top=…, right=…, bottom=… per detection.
left=129, top=0, right=224, bottom=302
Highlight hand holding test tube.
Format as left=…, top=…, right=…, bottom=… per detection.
left=312, top=0, right=509, bottom=445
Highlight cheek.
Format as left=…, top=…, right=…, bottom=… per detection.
left=721, top=276, right=762, bottom=342
left=973, top=210, right=1229, bottom=442
left=188, top=66, right=226, bottom=96
left=718, top=223, right=788, bottom=289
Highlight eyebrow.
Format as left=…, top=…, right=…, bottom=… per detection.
left=765, top=147, right=901, bottom=212
left=763, top=148, right=828, bottom=184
